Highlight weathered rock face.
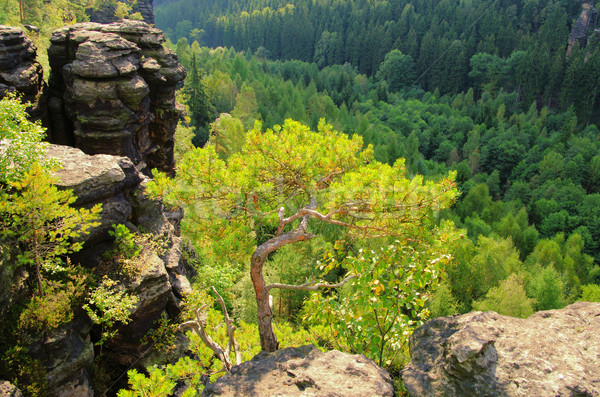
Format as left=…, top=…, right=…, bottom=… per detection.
left=49, top=142, right=188, bottom=300
left=202, top=344, right=395, bottom=397
left=402, top=302, right=600, bottom=397
left=0, top=25, right=46, bottom=121
left=0, top=20, right=186, bottom=395
left=28, top=316, right=94, bottom=397
left=87, top=4, right=118, bottom=25
left=47, top=20, right=185, bottom=174
left=48, top=144, right=141, bottom=244
left=567, top=3, right=599, bottom=54
left=44, top=144, right=191, bottom=391
left=0, top=243, right=29, bottom=319
left=133, top=0, right=156, bottom=26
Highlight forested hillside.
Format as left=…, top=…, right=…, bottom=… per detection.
left=157, top=0, right=600, bottom=122
left=2, top=0, right=600, bottom=394
left=142, top=30, right=600, bottom=390
left=154, top=1, right=600, bottom=390
left=174, top=42, right=600, bottom=313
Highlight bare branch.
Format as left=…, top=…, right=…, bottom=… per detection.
left=276, top=196, right=318, bottom=236
left=266, top=274, right=357, bottom=292
left=178, top=308, right=234, bottom=371
left=212, top=286, right=242, bottom=366
left=316, top=169, right=347, bottom=188
left=179, top=320, right=199, bottom=331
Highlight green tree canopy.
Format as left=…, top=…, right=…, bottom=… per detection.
left=473, top=273, right=535, bottom=318
left=0, top=93, right=52, bottom=183
left=150, top=119, right=458, bottom=352
left=0, top=94, right=101, bottom=296
left=375, top=49, right=416, bottom=92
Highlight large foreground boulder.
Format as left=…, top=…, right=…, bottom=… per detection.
left=402, top=302, right=600, bottom=397
left=202, top=344, right=395, bottom=397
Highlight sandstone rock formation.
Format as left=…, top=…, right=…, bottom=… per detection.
left=567, top=3, right=599, bottom=55
left=47, top=20, right=185, bottom=174
left=0, top=25, right=46, bottom=122
left=133, top=0, right=156, bottom=26
left=402, top=302, right=600, bottom=397
left=0, top=20, right=187, bottom=395
left=28, top=316, right=94, bottom=397
left=88, top=0, right=155, bottom=25
left=48, top=144, right=141, bottom=244
left=43, top=144, right=191, bottom=392
left=87, top=4, right=118, bottom=25
left=202, top=344, right=395, bottom=397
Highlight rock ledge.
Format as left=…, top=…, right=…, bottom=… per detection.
left=402, top=302, right=600, bottom=397
left=202, top=344, right=395, bottom=397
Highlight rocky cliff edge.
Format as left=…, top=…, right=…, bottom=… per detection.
left=402, top=302, right=600, bottom=397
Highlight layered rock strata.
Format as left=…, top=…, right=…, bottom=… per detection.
left=133, top=0, right=156, bottom=26
left=1, top=20, right=187, bottom=395
left=47, top=20, right=185, bottom=174
left=402, top=302, right=600, bottom=397
left=0, top=25, right=46, bottom=121
left=202, top=344, right=395, bottom=397
left=40, top=144, right=191, bottom=394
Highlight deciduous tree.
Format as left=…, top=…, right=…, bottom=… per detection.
left=376, top=49, right=416, bottom=92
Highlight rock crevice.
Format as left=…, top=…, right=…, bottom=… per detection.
left=0, top=20, right=188, bottom=396
left=0, top=25, right=45, bottom=121
left=40, top=144, right=190, bottom=395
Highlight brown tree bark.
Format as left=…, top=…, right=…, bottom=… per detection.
left=251, top=200, right=316, bottom=352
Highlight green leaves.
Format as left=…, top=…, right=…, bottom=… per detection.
left=0, top=94, right=55, bottom=184
left=150, top=118, right=458, bottom=267
left=149, top=117, right=460, bottom=353
left=109, top=224, right=142, bottom=259
left=0, top=163, right=101, bottom=295
left=83, top=276, right=138, bottom=347
left=117, top=368, right=177, bottom=397
left=304, top=220, right=460, bottom=366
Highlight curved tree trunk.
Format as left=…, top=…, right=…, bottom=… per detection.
left=251, top=250, right=279, bottom=352
left=251, top=200, right=317, bottom=352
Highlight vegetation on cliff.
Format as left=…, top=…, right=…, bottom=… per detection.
left=150, top=118, right=459, bottom=355
left=0, top=95, right=104, bottom=394
left=1, top=0, right=600, bottom=395
left=169, top=41, right=600, bottom=316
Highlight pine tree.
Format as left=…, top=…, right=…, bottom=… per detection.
left=0, top=165, right=101, bottom=296
left=184, top=53, right=215, bottom=147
